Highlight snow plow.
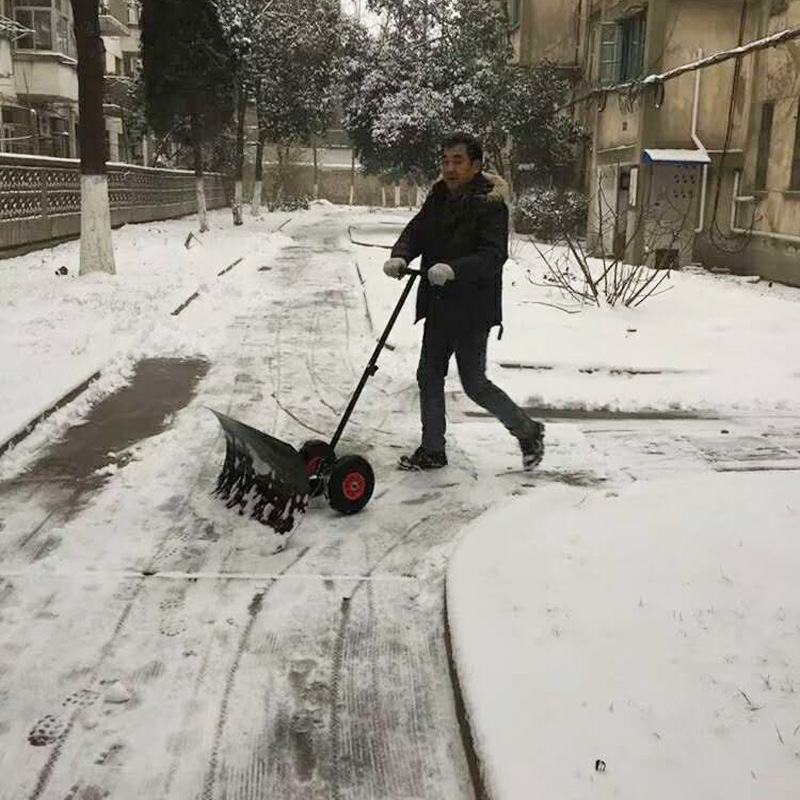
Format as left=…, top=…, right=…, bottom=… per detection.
left=211, top=267, right=423, bottom=536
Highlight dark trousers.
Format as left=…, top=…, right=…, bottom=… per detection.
left=417, top=322, right=533, bottom=453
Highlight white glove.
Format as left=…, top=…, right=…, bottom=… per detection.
left=383, top=257, right=407, bottom=279
left=428, top=263, right=455, bottom=286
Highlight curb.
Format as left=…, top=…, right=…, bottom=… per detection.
left=0, top=369, right=102, bottom=460
left=1, top=253, right=250, bottom=462
left=443, top=580, right=490, bottom=800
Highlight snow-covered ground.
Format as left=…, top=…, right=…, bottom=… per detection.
left=448, top=472, right=800, bottom=799
left=1, top=203, right=800, bottom=798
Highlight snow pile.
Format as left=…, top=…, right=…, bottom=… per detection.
left=0, top=208, right=295, bottom=464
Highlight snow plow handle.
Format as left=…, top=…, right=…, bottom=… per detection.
left=330, top=267, right=422, bottom=450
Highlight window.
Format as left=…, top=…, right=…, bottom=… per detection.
left=50, top=115, right=69, bottom=158
left=755, top=101, right=774, bottom=191
left=599, top=13, right=647, bottom=85
left=127, top=0, right=139, bottom=25
left=13, top=1, right=75, bottom=57
left=791, top=100, right=800, bottom=190
left=0, top=105, right=35, bottom=154
left=123, top=53, right=142, bottom=78
left=509, top=0, right=521, bottom=29
left=599, top=23, right=620, bottom=84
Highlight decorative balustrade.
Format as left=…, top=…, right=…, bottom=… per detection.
left=0, top=155, right=228, bottom=253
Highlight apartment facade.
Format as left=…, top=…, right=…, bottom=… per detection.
left=510, top=0, right=800, bottom=285
left=0, top=0, right=144, bottom=162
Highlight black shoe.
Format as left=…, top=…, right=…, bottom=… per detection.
left=518, top=422, right=545, bottom=471
left=398, top=447, right=448, bottom=471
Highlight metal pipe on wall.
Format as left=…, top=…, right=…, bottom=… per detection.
left=691, top=49, right=709, bottom=234
left=730, top=170, right=800, bottom=244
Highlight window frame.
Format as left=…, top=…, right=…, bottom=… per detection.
left=755, top=100, right=775, bottom=191
left=599, top=22, right=621, bottom=85
left=12, top=0, right=76, bottom=58
left=598, top=12, right=647, bottom=86
left=508, top=0, right=521, bottom=31
left=790, top=99, right=800, bottom=191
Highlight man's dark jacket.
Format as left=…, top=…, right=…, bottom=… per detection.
left=390, top=172, right=510, bottom=332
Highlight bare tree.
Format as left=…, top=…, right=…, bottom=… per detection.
left=531, top=178, right=693, bottom=309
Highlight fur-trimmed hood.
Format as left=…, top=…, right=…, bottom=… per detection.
left=430, top=172, right=511, bottom=206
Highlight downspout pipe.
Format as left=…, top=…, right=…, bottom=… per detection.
left=730, top=170, right=800, bottom=244
left=691, top=49, right=709, bottom=234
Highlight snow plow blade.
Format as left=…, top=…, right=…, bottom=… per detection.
left=210, top=410, right=310, bottom=535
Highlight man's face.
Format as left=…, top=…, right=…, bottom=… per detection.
left=442, top=145, right=481, bottom=194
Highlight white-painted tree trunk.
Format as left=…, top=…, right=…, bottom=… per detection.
left=394, top=185, right=401, bottom=207
left=196, top=177, right=209, bottom=232
left=79, top=175, right=116, bottom=276
left=233, top=180, right=243, bottom=226
left=251, top=180, right=263, bottom=216
left=381, top=186, right=387, bottom=207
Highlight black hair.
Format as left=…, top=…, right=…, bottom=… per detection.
left=442, top=132, right=483, bottom=164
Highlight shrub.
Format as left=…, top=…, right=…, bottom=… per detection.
left=514, top=187, right=588, bottom=241
left=268, top=194, right=311, bottom=212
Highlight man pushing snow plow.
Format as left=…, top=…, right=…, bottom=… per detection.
left=211, top=132, right=545, bottom=537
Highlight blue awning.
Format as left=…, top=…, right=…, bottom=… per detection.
left=643, top=148, right=711, bottom=165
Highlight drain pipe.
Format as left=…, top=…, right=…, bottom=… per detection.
left=730, top=170, right=800, bottom=244
left=691, top=49, right=710, bottom=234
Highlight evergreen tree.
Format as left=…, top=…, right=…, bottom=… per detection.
left=343, top=0, right=585, bottom=191
left=140, top=0, right=237, bottom=232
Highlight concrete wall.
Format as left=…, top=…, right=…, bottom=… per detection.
left=585, top=0, right=800, bottom=284
left=647, top=0, right=759, bottom=151
left=736, top=0, right=800, bottom=264
left=511, top=0, right=582, bottom=66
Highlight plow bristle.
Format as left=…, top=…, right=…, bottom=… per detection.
left=210, top=410, right=310, bottom=536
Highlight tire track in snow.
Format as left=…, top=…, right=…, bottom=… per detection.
left=200, top=545, right=311, bottom=800
left=24, top=250, right=297, bottom=800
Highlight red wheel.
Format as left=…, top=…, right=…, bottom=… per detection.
left=342, top=472, right=367, bottom=501
left=327, top=455, right=375, bottom=515
left=299, top=440, right=335, bottom=498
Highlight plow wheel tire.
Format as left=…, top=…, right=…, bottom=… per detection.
left=300, top=439, right=335, bottom=498
left=327, top=455, right=375, bottom=515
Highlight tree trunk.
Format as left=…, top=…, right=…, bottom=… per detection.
left=191, top=109, right=209, bottom=232
left=251, top=136, right=265, bottom=216
left=233, top=83, right=246, bottom=226
left=312, top=141, right=319, bottom=200
left=71, top=0, right=115, bottom=276
left=349, top=149, right=355, bottom=206
left=273, top=142, right=284, bottom=205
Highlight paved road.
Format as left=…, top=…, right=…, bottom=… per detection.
left=0, top=214, right=484, bottom=800
left=2, top=211, right=799, bottom=799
